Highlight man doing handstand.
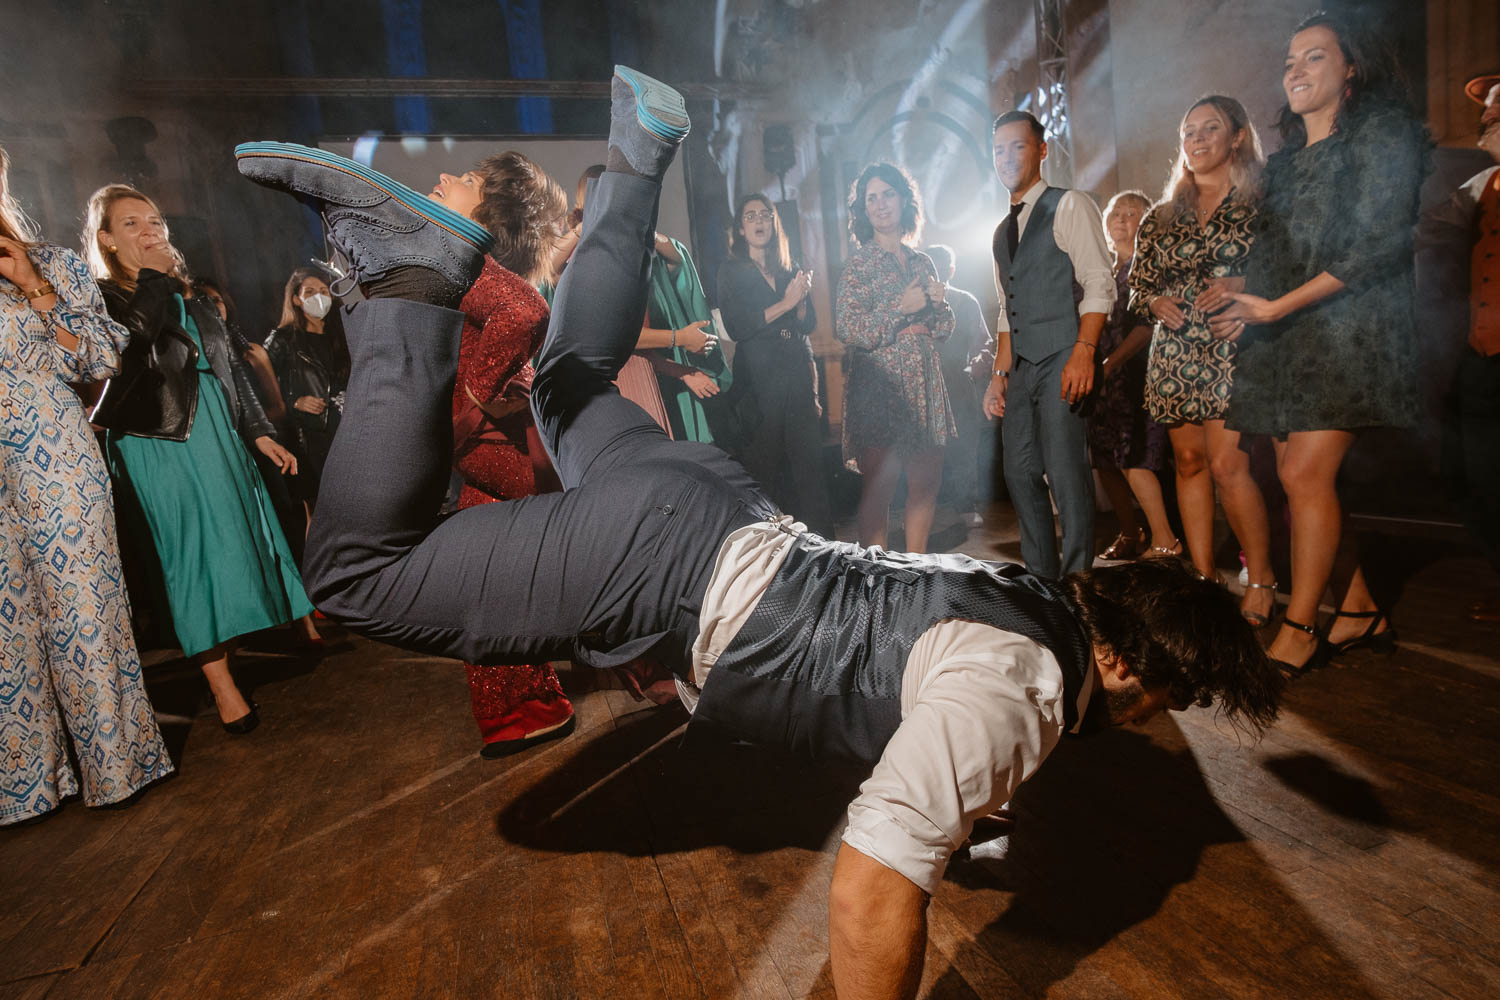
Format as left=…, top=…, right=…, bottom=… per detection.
left=235, top=67, right=1282, bottom=1000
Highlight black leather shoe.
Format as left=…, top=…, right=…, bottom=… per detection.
left=233, top=141, right=494, bottom=292
left=222, top=700, right=260, bottom=735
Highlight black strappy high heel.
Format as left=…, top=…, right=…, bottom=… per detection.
left=1270, top=619, right=1333, bottom=678
left=1327, top=609, right=1397, bottom=657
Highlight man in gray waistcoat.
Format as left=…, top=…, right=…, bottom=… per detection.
left=982, top=111, right=1116, bottom=578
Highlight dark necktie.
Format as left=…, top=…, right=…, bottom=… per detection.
left=1005, top=200, right=1025, bottom=260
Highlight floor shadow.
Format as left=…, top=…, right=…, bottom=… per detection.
left=139, top=627, right=336, bottom=767
left=931, top=723, right=1387, bottom=998
left=1262, top=752, right=1395, bottom=829
left=497, top=710, right=864, bottom=857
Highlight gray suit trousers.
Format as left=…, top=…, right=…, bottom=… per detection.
left=1000, top=349, right=1095, bottom=579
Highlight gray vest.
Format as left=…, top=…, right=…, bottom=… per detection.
left=992, top=186, right=1084, bottom=362
left=689, top=532, right=1094, bottom=764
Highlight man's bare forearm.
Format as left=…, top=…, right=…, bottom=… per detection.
left=829, top=844, right=930, bottom=1000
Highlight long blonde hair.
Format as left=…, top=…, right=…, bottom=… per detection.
left=81, top=183, right=185, bottom=290
left=0, top=145, right=41, bottom=246
left=1159, top=95, right=1265, bottom=220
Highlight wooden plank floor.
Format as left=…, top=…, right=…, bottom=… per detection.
left=2, top=509, right=1497, bottom=999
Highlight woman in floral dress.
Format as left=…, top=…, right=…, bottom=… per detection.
left=0, top=147, right=172, bottom=824
left=835, top=162, right=955, bottom=552
left=1130, top=95, right=1277, bottom=626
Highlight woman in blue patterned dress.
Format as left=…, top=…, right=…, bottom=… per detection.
left=0, top=148, right=173, bottom=825
left=85, top=184, right=312, bottom=733
left=835, top=162, right=955, bottom=552
left=1130, top=95, right=1277, bottom=626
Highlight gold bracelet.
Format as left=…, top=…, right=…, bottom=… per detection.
left=24, top=281, right=56, bottom=300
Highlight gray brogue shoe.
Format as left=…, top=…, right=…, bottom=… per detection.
left=609, top=66, right=690, bottom=183
left=234, top=141, right=493, bottom=291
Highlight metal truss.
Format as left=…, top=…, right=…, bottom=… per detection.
left=1033, top=0, right=1073, bottom=186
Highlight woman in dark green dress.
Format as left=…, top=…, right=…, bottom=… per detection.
left=85, top=184, right=312, bottom=733
left=1215, top=13, right=1426, bottom=675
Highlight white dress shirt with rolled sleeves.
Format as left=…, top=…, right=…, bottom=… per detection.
left=686, top=517, right=1094, bottom=895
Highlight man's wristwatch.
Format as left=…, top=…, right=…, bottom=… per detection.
left=992, top=368, right=1009, bottom=379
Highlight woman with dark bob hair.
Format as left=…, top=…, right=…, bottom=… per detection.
left=428, top=151, right=578, bottom=756
left=1214, top=11, right=1428, bottom=675
left=834, top=162, right=954, bottom=552
left=716, top=192, right=832, bottom=535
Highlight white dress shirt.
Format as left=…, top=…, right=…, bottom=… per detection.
left=993, top=179, right=1116, bottom=332
left=686, top=517, right=1094, bottom=894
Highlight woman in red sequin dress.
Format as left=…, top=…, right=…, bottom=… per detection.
left=430, top=152, right=574, bottom=757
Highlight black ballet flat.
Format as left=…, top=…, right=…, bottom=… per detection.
left=222, top=701, right=260, bottom=735
left=1270, top=619, right=1333, bottom=678
left=1328, top=609, right=1397, bottom=657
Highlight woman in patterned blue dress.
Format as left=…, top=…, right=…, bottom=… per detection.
left=85, top=184, right=312, bottom=733
left=0, top=147, right=173, bottom=825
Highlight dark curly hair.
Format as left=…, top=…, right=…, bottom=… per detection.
left=846, top=161, right=922, bottom=246
left=1274, top=10, right=1414, bottom=149
left=1065, top=559, right=1284, bottom=736
left=469, top=152, right=569, bottom=284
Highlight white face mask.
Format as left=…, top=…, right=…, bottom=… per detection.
left=301, top=292, right=333, bottom=320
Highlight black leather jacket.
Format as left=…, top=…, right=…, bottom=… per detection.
left=263, top=324, right=345, bottom=437
left=93, top=269, right=275, bottom=443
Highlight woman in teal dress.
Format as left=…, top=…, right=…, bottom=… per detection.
left=1, top=149, right=173, bottom=824
left=85, top=184, right=311, bottom=733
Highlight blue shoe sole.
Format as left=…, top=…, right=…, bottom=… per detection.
left=613, top=66, right=689, bottom=142
left=233, top=141, right=494, bottom=251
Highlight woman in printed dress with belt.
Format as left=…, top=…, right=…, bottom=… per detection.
left=0, top=147, right=172, bottom=824
left=1130, top=95, right=1277, bottom=627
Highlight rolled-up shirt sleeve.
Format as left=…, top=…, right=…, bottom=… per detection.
left=841, top=627, right=1067, bottom=895
left=1054, top=189, right=1117, bottom=318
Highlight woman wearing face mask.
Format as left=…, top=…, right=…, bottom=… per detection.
left=1213, top=13, right=1427, bottom=676
left=85, top=184, right=312, bottom=734
left=1129, top=95, right=1275, bottom=627
left=265, top=266, right=349, bottom=524
left=835, top=162, right=955, bottom=552
left=1, top=150, right=173, bottom=824
left=429, top=152, right=578, bottom=756
left=716, top=193, right=833, bottom=536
